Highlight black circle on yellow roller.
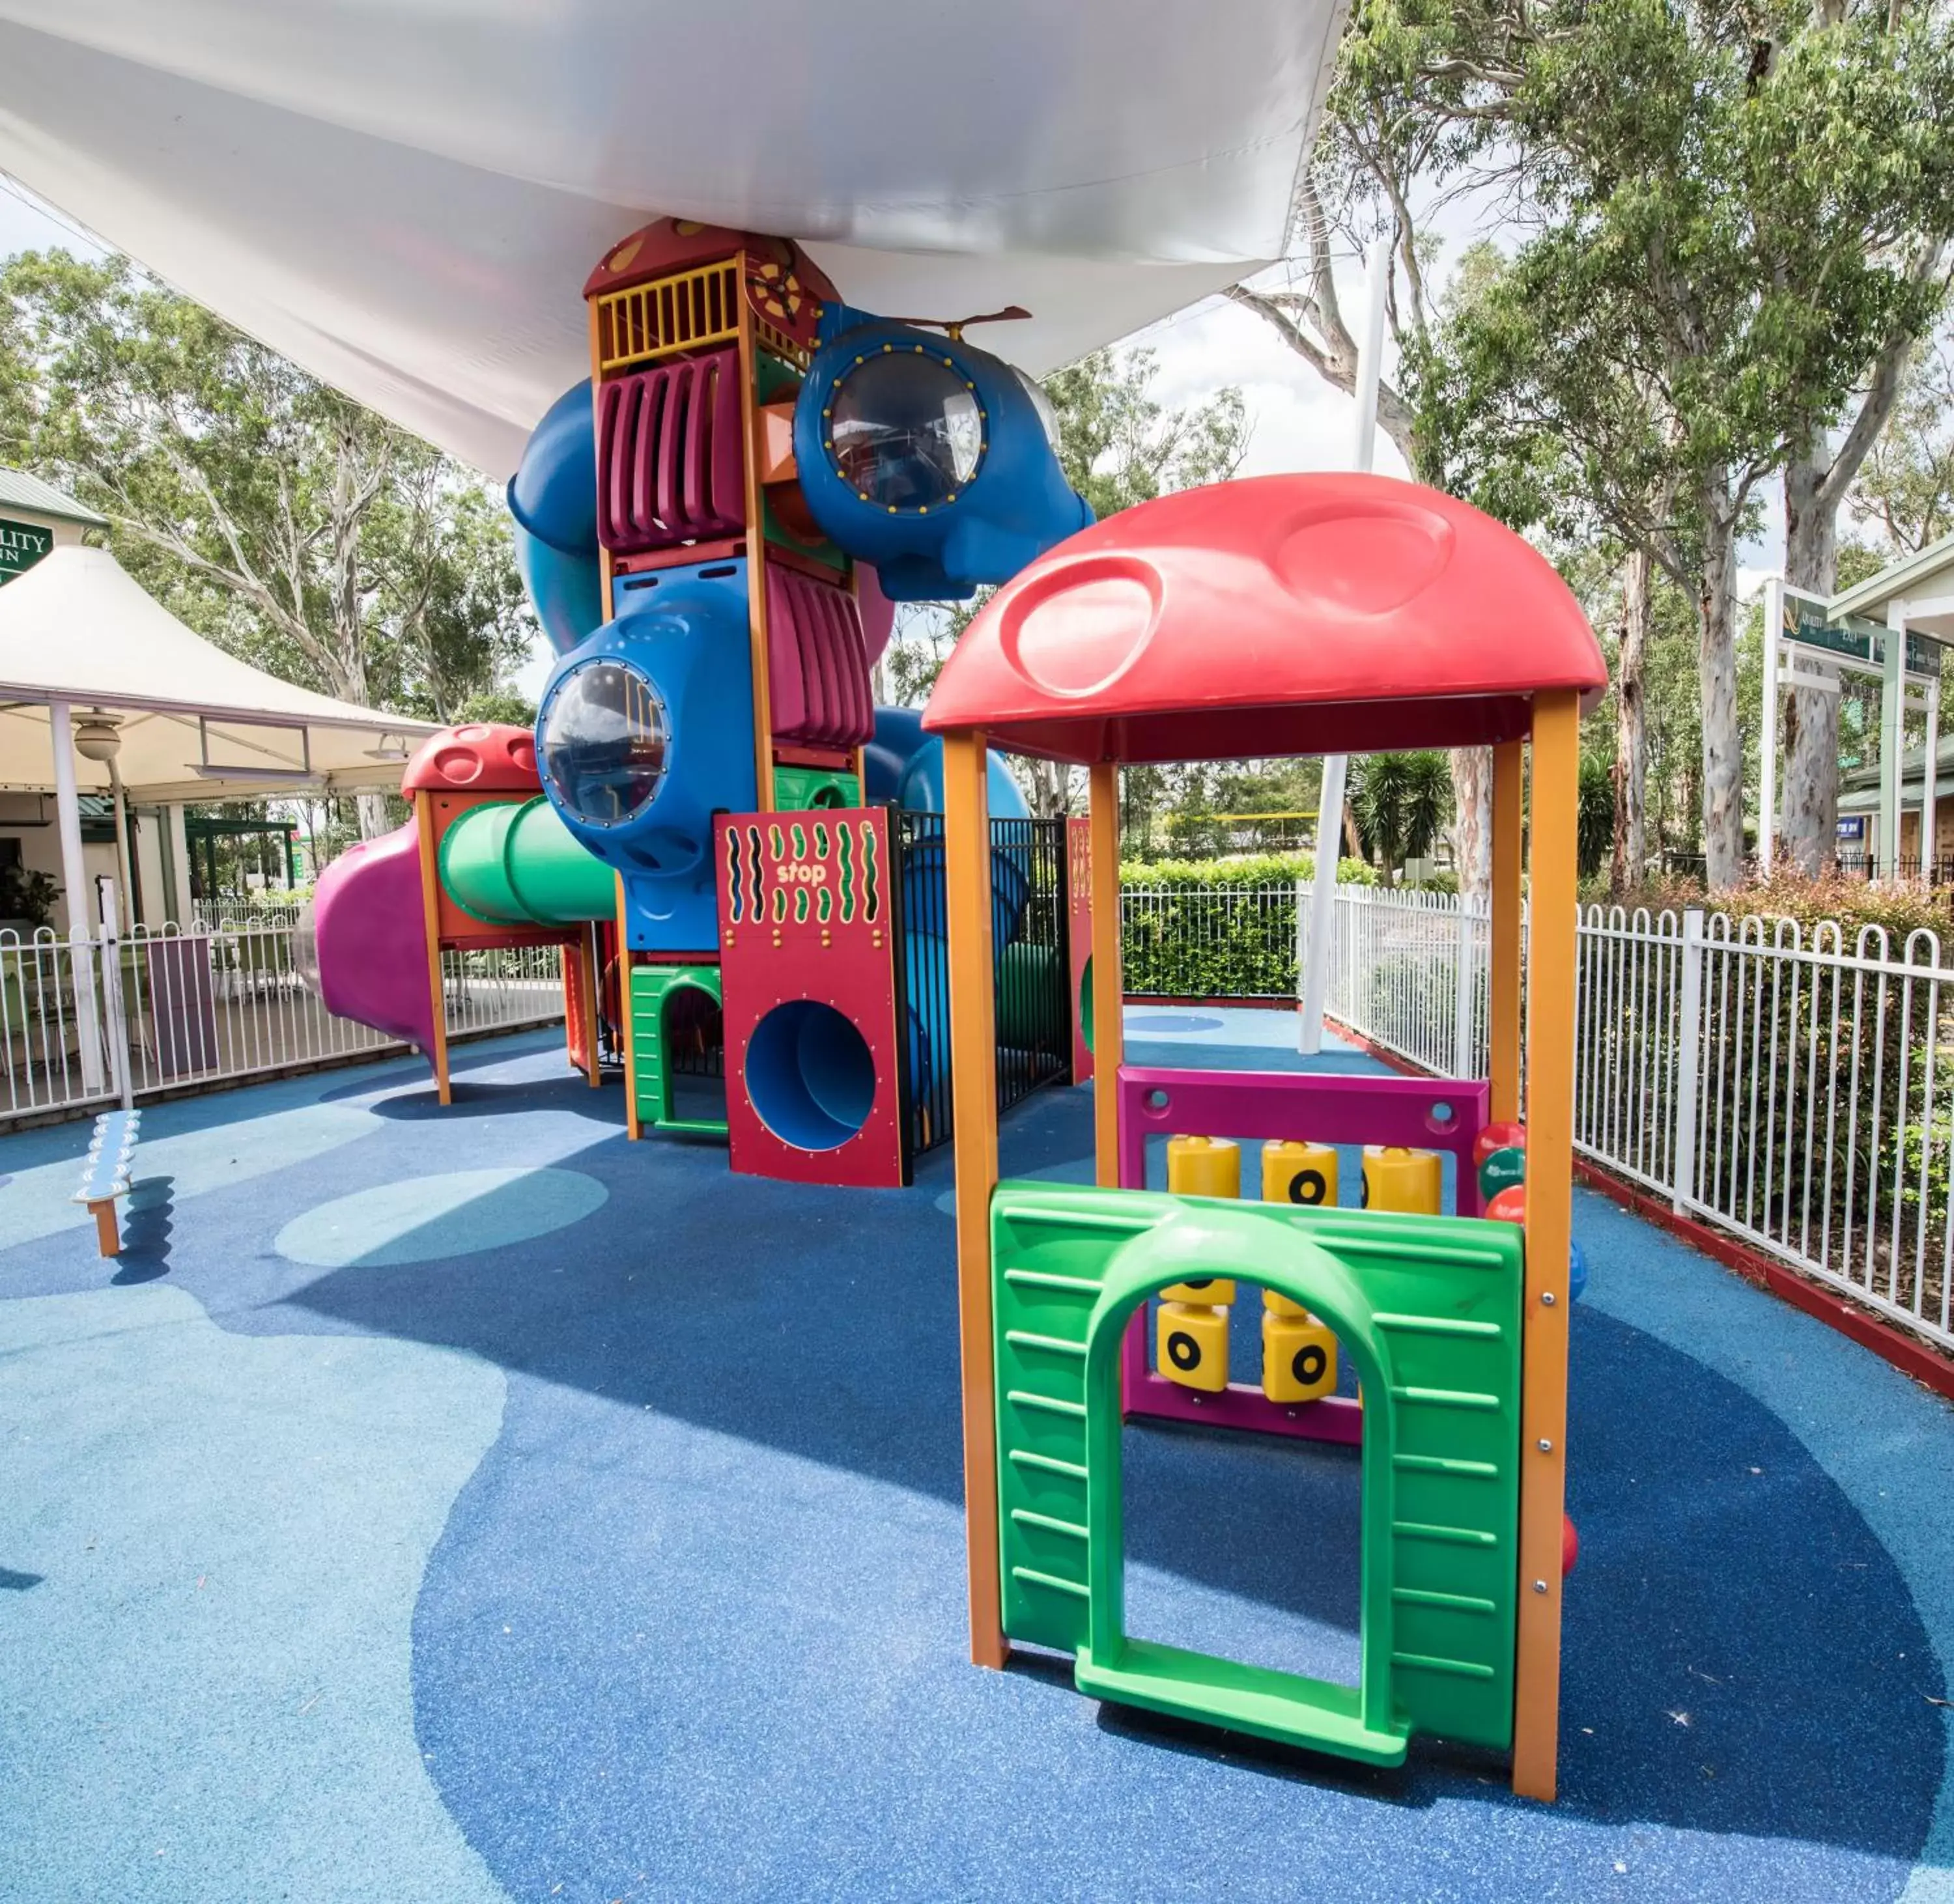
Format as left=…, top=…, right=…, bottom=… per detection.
left=1180, top=1278, right=1216, bottom=1291
left=1167, top=1331, right=1203, bottom=1372
left=1292, top=1343, right=1329, bottom=1386
left=1360, top=1174, right=1371, bottom=1209
left=1287, top=1169, right=1328, bottom=1206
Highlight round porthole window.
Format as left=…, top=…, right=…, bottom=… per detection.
left=827, top=350, right=985, bottom=512
left=540, top=658, right=670, bottom=828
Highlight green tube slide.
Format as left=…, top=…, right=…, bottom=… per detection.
left=438, top=796, right=616, bottom=927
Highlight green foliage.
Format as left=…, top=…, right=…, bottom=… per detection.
left=1852, top=326, right=1954, bottom=555
left=1348, top=751, right=1451, bottom=882
left=0, top=861, right=59, bottom=929
left=454, top=689, right=539, bottom=729
left=1117, top=856, right=1376, bottom=1000
left=1578, top=754, right=1616, bottom=879
left=0, top=250, right=535, bottom=720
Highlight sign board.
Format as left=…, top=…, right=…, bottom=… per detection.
left=0, top=516, right=53, bottom=585
left=1837, top=815, right=1865, bottom=843
left=1785, top=595, right=1944, bottom=679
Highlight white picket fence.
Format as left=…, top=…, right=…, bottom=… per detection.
left=1313, top=883, right=1954, bottom=1356
left=0, top=918, right=565, bottom=1123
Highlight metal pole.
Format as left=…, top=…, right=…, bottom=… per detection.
left=1925, top=674, right=1940, bottom=882
left=1671, top=906, right=1706, bottom=1214
left=1759, top=576, right=1781, bottom=874
left=1299, top=234, right=1391, bottom=1056
left=97, top=876, right=134, bottom=1111
left=48, top=699, right=106, bottom=1094
left=107, top=754, right=135, bottom=932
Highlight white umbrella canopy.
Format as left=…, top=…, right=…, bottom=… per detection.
left=0, top=0, right=1337, bottom=474
left=0, top=546, right=437, bottom=801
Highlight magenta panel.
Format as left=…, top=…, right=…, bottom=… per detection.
left=597, top=349, right=745, bottom=553
left=767, top=565, right=874, bottom=748
left=1116, top=1063, right=1490, bottom=1444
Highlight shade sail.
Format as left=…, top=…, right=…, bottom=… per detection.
left=0, top=0, right=1337, bottom=475
left=0, top=546, right=438, bottom=800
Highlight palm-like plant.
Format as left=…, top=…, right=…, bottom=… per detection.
left=1350, top=752, right=1454, bottom=884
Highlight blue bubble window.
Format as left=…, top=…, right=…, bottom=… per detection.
left=825, top=348, right=985, bottom=513
left=541, top=658, right=670, bottom=827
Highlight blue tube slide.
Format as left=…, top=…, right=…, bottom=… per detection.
left=508, top=381, right=605, bottom=658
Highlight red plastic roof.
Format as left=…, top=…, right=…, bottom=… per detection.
left=922, top=473, right=1607, bottom=764
left=403, top=723, right=539, bottom=794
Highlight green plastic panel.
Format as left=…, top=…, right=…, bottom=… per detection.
left=991, top=1184, right=1523, bottom=1762
left=772, top=765, right=860, bottom=813
left=440, top=796, right=615, bottom=927
left=629, top=964, right=727, bottom=1137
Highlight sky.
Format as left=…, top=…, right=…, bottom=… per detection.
left=0, top=170, right=1784, bottom=700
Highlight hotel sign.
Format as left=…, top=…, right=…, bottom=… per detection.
left=0, top=516, right=53, bottom=585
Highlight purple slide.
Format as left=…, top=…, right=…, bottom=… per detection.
left=299, top=820, right=436, bottom=1058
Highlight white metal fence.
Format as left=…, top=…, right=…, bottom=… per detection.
left=0, top=919, right=565, bottom=1124
left=1309, top=882, right=1954, bottom=1356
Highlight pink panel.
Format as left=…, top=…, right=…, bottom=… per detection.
left=767, top=566, right=874, bottom=748
left=597, top=348, right=745, bottom=553
left=1115, top=1063, right=1489, bottom=1446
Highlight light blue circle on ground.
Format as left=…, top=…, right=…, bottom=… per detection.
left=275, top=1168, right=608, bottom=1268
left=1127, top=1012, right=1225, bottom=1033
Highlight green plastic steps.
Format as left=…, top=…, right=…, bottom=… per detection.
left=991, top=1184, right=1523, bottom=1764
left=1075, top=1642, right=1409, bottom=1765
left=629, top=964, right=726, bottom=1136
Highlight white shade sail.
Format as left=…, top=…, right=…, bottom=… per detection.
left=0, top=0, right=1336, bottom=474
left=0, top=546, right=437, bottom=800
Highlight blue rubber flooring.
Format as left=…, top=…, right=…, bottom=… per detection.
left=1, top=1007, right=1951, bottom=1903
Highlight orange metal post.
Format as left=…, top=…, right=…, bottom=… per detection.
left=736, top=264, right=778, bottom=811
left=943, top=729, right=1006, bottom=1669
left=580, top=921, right=603, bottom=1088
left=617, top=874, right=642, bottom=1140
left=1514, top=692, right=1579, bottom=1802
left=1489, top=739, right=1525, bottom=1124
left=414, top=792, right=452, bottom=1105
left=1088, top=762, right=1125, bottom=1187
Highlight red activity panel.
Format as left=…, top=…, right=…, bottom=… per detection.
left=715, top=807, right=907, bottom=1188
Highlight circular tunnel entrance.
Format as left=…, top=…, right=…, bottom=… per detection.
left=745, top=1000, right=876, bottom=1151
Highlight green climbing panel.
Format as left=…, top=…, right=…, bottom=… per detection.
left=991, top=1184, right=1523, bottom=1764
left=773, top=764, right=860, bottom=813
left=629, top=964, right=728, bottom=1138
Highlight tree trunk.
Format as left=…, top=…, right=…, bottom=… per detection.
left=1779, top=453, right=1843, bottom=873
left=1611, top=546, right=1651, bottom=892
left=1449, top=748, right=1493, bottom=897
left=1695, top=501, right=1746, bottom=889
left=355, top=789, right=389, bottom=840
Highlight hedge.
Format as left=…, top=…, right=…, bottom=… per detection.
left=1118, top=855, right=1376, bottom=998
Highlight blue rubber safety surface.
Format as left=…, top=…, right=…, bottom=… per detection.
left=1, top=1011, right=1951, bottom=1903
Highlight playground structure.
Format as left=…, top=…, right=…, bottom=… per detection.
left=309, top=217, right=1088, bottom=1186
left=922, top=471, right=1607, bottom=1799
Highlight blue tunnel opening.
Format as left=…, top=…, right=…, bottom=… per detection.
left=745, top=1000, right=877, bottom=1152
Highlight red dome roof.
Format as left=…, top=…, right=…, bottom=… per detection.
left=922, top=473, right=1607, bottom=764
left=402, top=723, right=539, bottom=794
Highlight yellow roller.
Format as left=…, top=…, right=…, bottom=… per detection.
left=1361, top=1144, right=1443, bottom=1215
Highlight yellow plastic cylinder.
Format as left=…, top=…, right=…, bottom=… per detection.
left=1362, top=1145, right=1443, bottom=1215
left=1157, top=1300, right=1229, bottom=1392
left=1167, top=1135, right=1240, bottom=1199
left=1262, top=1139, right=1337, bottom=1207
left=1262, top=1310, right=1338, bottom=1403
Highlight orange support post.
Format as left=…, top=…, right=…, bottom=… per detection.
left=943, top=730, right=1006, bottom=1670
left=413, top=792, right=452, bottom=1105
left=580, top=921, right=603, bottom=1089
left=618, top=874, right=642, bottom=1141
left=1514, top=692, right=1579, bottom=1802
left=1489, top=738, right=1525, bottom=1125
left=1088, top=762, right=1124, bottom=1187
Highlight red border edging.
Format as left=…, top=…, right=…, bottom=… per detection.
left=1571, top=1159, right=1954, bottom=1405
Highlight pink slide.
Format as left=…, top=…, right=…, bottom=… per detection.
left=300, top=820, right=436, bottom=1057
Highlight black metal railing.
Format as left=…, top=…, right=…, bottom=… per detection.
left=892, top=811, right=1072, bottom=1168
